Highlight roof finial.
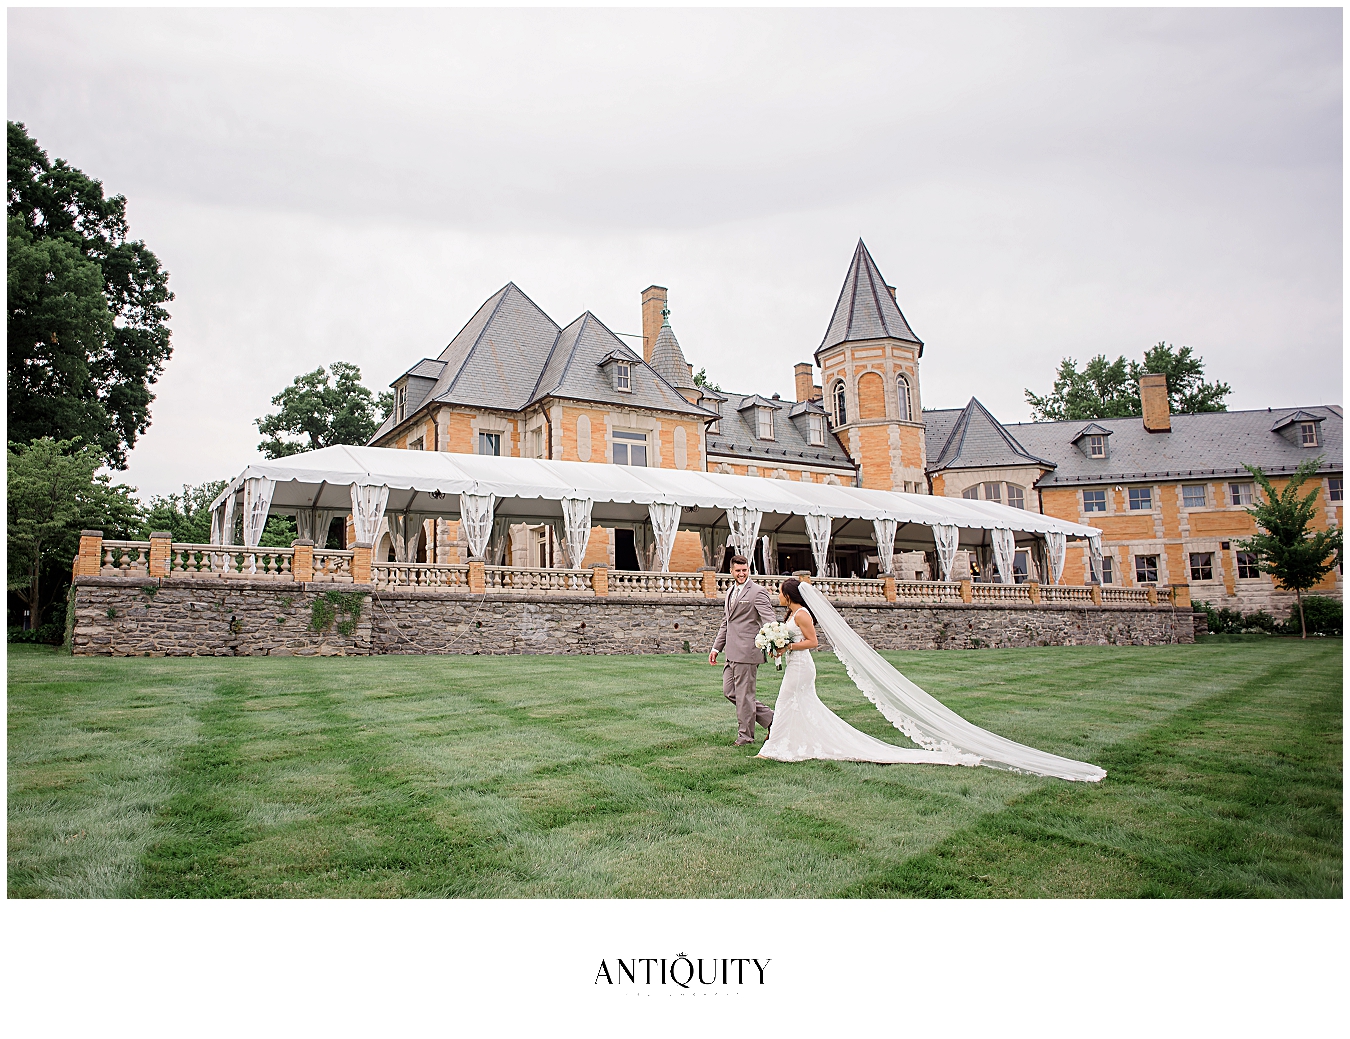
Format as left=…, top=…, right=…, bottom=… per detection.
left=661, top=304, right=671, bottom=326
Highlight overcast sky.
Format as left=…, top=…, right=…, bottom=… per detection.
left=8, top=7, right=1342, bottom=499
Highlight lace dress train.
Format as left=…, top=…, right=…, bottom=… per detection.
left=758, top=645, right=979, bottom=767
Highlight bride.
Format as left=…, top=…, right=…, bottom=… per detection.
left=759, top=578, right=1106, bottom=782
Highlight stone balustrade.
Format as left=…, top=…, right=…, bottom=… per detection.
left=73, top=533, right=1184, bottom=610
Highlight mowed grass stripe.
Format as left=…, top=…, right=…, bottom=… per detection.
left=8, top=641, right=1341, bottom=898
left=839, top=642, right=1343, bottom=898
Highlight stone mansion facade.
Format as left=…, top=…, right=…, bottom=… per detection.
left=366, top=239, right=1342, bottom=611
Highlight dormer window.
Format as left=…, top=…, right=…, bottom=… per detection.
left=1087, top=435, right=1106, bottom=458
left=396, top=385, right=407, bottom=423
left=807, top=413, right=824, bottom=446
left=616, top=363, right=631, bottom=392
left=708, top=399, right=721, bottom=433
left=1300, top=421, right=1318, bottom=447
left=757, top=407, right=774, bottom=440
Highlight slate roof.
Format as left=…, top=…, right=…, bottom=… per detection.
left=924, top=398, right=1057, bottom=473
left=649, top=315, right=698, bottom=393
left=1001, top=406, right=1343, bottom=487
left=818, top=239, right=923, bottom=356
left=707, top=390, right=856, bottom=474
left=425, top=282, right=561, bottom=412
left=528, top=311, right=710, bottom=416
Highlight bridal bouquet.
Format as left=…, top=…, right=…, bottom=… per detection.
left=755, top=621, right=798, bottom=669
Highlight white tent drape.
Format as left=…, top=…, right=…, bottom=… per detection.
left=559, top=498, right=594, bottom=569
left=931, top=523, right=960, bottom=583
left=872, top=518, right=898, bottom=576
left=242, top=477, right=276, bottom=548
left=727, top=507, right=762, bottom=563
left=648, top=502, right=682, bottom=573
left=388, top=513, right=426, bottom=563
left=805, top=513, right=832, bottom=577
left=459, top=493, right=495, bottom=560
left=1044, top=531, right=1067, bottom=585
left=1088, top=534, right=1104, bottom=585
left=991, top=527, right=1016, bottom=585
left=349, top=483, right=389, bottom=546
left=297, top=508, right=335, bottom=546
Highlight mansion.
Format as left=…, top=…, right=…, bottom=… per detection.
left=367, top=240, right=1342, bottom=611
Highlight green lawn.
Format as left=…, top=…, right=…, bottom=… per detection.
left=7, top=640, right=1342, bottom=898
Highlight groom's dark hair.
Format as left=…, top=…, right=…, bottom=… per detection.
left=730, top=554, right=749, bottom=565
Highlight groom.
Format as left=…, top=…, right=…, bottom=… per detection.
left=708, top=554, right=776, bottom=746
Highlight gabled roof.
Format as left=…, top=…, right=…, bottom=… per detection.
left=1070, top=422, right=1114, bottom=442
left=927, top=397, right=1057, bottom=473
left=736, top=394, right=785, bottom=411
left=529, top=311, right=711, bottom=417
left=425, top=282, right=561, bottom=412
left=818, top=239, right=923, bottom=357
left=789, top=399, right=827, bottom=419
left=1270, top=409, right=1325, bottom=432
left=399, top=358, right=448, bottom=381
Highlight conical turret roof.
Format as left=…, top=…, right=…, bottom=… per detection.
left=818, top=239, right=923, bottom=356
left=649, top=308, right=698, bottom=392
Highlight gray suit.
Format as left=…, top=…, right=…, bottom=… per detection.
left=712, top=579, right=777, bottom=742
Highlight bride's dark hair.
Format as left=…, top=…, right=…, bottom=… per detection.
left=779, top=578, right=817, bottom=624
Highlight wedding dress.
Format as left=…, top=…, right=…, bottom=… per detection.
left=758, top=584, right=1106, bottom=783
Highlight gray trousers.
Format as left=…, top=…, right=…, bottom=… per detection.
left=723, top=661, right=774, bottom=742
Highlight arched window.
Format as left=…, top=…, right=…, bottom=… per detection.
left=897, top=374, right=913, bottom=421
left=831, top=380, right=847, bottom=427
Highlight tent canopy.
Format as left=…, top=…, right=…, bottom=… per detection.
left=211, top=445, right=1101, bottom=548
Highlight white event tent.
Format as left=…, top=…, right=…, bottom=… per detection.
left=209, top=446, right=1102, bottom=584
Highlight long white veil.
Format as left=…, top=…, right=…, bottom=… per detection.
left=798, top=583, right=1106, bottom=783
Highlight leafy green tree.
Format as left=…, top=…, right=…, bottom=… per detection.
left=692, top=368, right=721, bottom=392
left=7, top=122, right=174, bottom=468
left=7, top=437, right=142, bottom=629
left=256, top=362, right=386, bottom=458
left=1025, top=342, right=1231, bottom=421
left=141, top=480, right=228, bottom=543
left=1235, top=457, right=1343, bottom=638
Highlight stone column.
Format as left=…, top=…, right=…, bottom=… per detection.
left=291, top=539, right=314, bottom=582
left=1090, top=584, right=1103, bottom=605
left=960, top=579, right=972, bottom=604
left=77, top=531, right=103, bottom=577
left=592, top=565, right=609, bottom=597
left=1027, top=581, right=1041, bottom=605
left=1146, top=586, right=1158, bottom=604
left=468, top=559, right=486, bottom=594
left=148, top=532, right=173, bottom=578
left=1170, top=583, right=1191, bottom=609
left=352, top=542, right=373, bottom=584
left=793, top=570, right=812, bottom=584
left=883, top=575, right=897, bottom=602
left=698, top=566, right=717, bottom=598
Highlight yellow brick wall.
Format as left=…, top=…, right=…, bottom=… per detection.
left=857, top=371, right=886, bottom=420
left=856, top=425, right=894, bottom=489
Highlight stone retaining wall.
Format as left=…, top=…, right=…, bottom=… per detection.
left=70, top=576, right=1194, bottom=657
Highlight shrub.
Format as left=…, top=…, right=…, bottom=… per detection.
left=1286, top=596, right=1342, bottom=636
left=8, top=620, right=66, bottom=645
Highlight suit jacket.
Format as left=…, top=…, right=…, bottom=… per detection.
left=712, top=579, right=777, bottom=664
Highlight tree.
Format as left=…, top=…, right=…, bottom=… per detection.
left=7, top=437, right=142, bottom=630
left=141, top=480, right=228, bottom=544
left=1235, top=457, right=1343, bottom=638
left=7, top=122, right=174, bottom=468
left=693, top=368, right=721, bottom=392
left=1025, top=342, right=1231, bottom=422
left=256, top=362, right=386, bottom=458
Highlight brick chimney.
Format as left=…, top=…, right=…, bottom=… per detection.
left=1139, top=374, right=1171, bottom=432
left=794, top=362, right=815, bottom=402
left=641, top=286, right=667, bottom=364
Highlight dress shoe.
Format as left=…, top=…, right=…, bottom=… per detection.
left=734, top=738, right=753, bottom=746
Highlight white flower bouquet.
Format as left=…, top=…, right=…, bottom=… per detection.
left=755, top=620, right=800, bottom=669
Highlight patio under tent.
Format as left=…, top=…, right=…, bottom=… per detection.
left=208, top=446, right=1105, bottom=586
